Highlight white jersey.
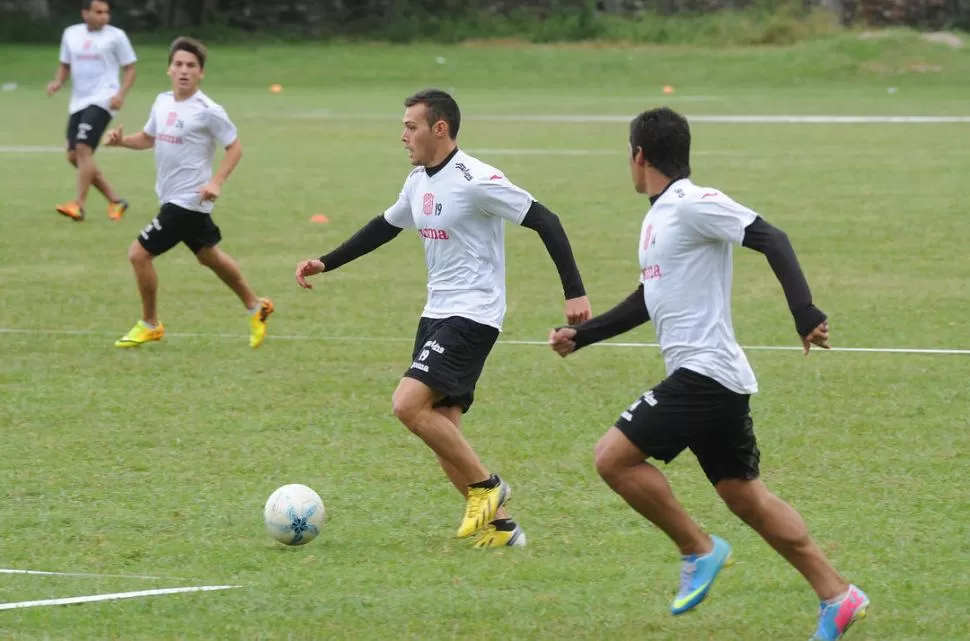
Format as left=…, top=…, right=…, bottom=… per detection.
left=383, top=149, right=534, bottom=330
left=143, top=90, right=238, bottom=214
left=639, top=178, right=759, bottom=394
left=58, top=24, right=137, bottom=115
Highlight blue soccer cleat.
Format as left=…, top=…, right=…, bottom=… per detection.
left=811, top=584, right=870, bottom=640
left=671, top=535, right=733, bottom=615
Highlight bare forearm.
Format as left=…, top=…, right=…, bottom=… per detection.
left=121, top=133, right=154, bottom=150
left=212, top=142, right=242, bottom=185
left=118, top=65, right=136, bottom=97
left=54, top=63, right=69, bottom=84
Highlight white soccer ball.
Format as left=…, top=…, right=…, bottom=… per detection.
left=263, top=483, right=326, bottom=546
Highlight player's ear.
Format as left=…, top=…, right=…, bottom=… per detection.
left=433, top=120, right=448, bottom=139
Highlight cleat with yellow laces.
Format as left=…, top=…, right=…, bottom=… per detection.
left=457, top=474, right=510, bottom=538
left=249, top=298, right=274, bottom=348
left=114, top=320, right=165, bottom=348
left=473, top=520, right=527, bottom=548
left=107, top=198, right=129, bottom=221
left=55, top=201, right=85, bottom=221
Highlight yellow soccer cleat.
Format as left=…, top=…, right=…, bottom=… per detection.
left=473, top=521, right=527, bottom=548
left=55, top=201, right=85, bottom=221
left=457, top=475, right=510, bottom=538
left=107, top=198, right=129, bottom=221
left=114, top=320, right=165, bottom=348
left=249, top=298, right=274, bottom=348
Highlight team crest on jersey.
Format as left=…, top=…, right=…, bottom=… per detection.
left=166, top=111, right=178, bottom=126
left=83, top=39, right=92, bottom=50
left=423, top=192, right=435, bottom=216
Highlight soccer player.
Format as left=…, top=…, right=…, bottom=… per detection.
left=295, top=89, right=592, bottom=547
left=48, top=0, right=136, bottom=222
left=105, top=37, right=273, bottom=349
left=548, top=107, right=869, bottom=640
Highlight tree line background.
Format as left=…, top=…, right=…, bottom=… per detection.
left=4, top=0, right=968, bottom=40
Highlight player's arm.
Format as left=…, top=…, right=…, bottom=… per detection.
left=741, top=217, right=830, bottom=353
left=520, top=201, right=591, bottom=324
left=105, top=126, right=154, bottom=150
left=110, top=63, right=137, bottom=110
left=49, top=31, right=70, bottom=96
left=549, top=285, right=650, bottom=357
left=47, top=63, right=70, bottom=96
left=295, top=216, right=404, bottom=288
left=296, top=179, right=414, bottom=288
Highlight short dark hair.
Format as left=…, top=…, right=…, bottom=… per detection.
left=404, top=89, right=461, bottom=139
left=629, top=107, right=692, bottom=180
left=169, top=37, right=208, bottom=69
left=82, top=0, right=109, bottom=9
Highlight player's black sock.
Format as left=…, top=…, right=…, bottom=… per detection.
left=491, top=518, right=517, bottom=532
left=468, top=474, right=500, bottom=490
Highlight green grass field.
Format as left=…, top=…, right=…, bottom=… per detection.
left=1, top=33, right=969, bottom=640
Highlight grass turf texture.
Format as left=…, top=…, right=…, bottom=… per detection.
left=1, top=34, right=969, bottom=640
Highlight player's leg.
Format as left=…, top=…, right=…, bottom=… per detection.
left=432, top=406, right=524, bottom=548
left=115, top=209, right=179, bottom=347
left=701, top=413, right=868, bottom=640
left=64, top=149, right=120, bottom=205
left=56, top=115, right=85, bottom=221
left=594, top=428, right=710, bottom=555
left=188, top=215, right=273, bottom=348
left=393, top=317, right=509, bottom=538
left=600, top=369, right=734, bottom=615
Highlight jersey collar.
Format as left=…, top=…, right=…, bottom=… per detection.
left=425, top=147, right=460, bottom=178
left=649, top=176, right=690, bottom=205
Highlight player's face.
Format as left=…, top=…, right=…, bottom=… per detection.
left=82, top=1, right=111, bottom=30
left=629, top=144, right=647, bottom=194
left=167, top=51, right=204, bottom=94
left=401, top=104, right=443, bottom=167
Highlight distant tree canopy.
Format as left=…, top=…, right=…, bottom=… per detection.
left=6, top=0, right=970, bottom=36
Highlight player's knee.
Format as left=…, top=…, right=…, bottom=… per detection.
left=391, top=391, right=426, bottom=429
left=716, top=479, right=765, bottom=522
left=75, top=143, right=93, bottom=159
left=65, top=151, right=77, bottom=167
left=128, top=241, right=151, bottom=265
left=195, top=248, right=217, bottom=268
left=593, top=433, right=622, bottom=483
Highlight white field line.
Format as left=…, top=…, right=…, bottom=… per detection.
left=0, top=568, right=169, bottom=580
left=1, top=327, right=968, bottom=355
left=286, top=112, right=970, bottom=124
left=0, top=585, right=241, bottom=611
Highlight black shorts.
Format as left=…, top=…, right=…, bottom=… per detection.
left=615, top=368, right=760, bottom=486
left=404, top=316, right=499, bottom=414
left=66, top=105, right=112, bottom=151
left=137, top=203, right=222, bottom=256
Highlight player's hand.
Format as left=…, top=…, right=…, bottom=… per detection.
left=565, top=295, right=592, bottom=325
left=295, top=259, right=325, bottom=289
left=109, top=93, right=125, bottom=110
left=198, top=182, right=221, bottom=202
left=104, top=126, right=124, bottom=147
left=46, top=81, right=62, bottom=96
left=548, top=327, right=578, bottom=358
left=801, top=320, right=831, bottom=355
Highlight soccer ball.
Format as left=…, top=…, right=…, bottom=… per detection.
left=263, top=483, right=326, bottom=546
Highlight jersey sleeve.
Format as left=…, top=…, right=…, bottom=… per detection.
left=206, top=105, right=238, bottom=147
left=142, top=99, right=158, bottom=136
left=114, top=30, right=138, bottom=66
left=382, top=174, right=416, bottom=229
left=471, top=173, right=534, bottom=224
left=683, top=190, right=758, bottom=244
left=58, top=30, right=70, bottom=64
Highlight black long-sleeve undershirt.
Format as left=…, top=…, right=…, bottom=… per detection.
left=568, top=284, right=650, bottom=350
left=520, top=201, right=586, bottom=300
left=319, top=215, right=402, bottom=272
left=741, top=216, right=827, bottom=337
